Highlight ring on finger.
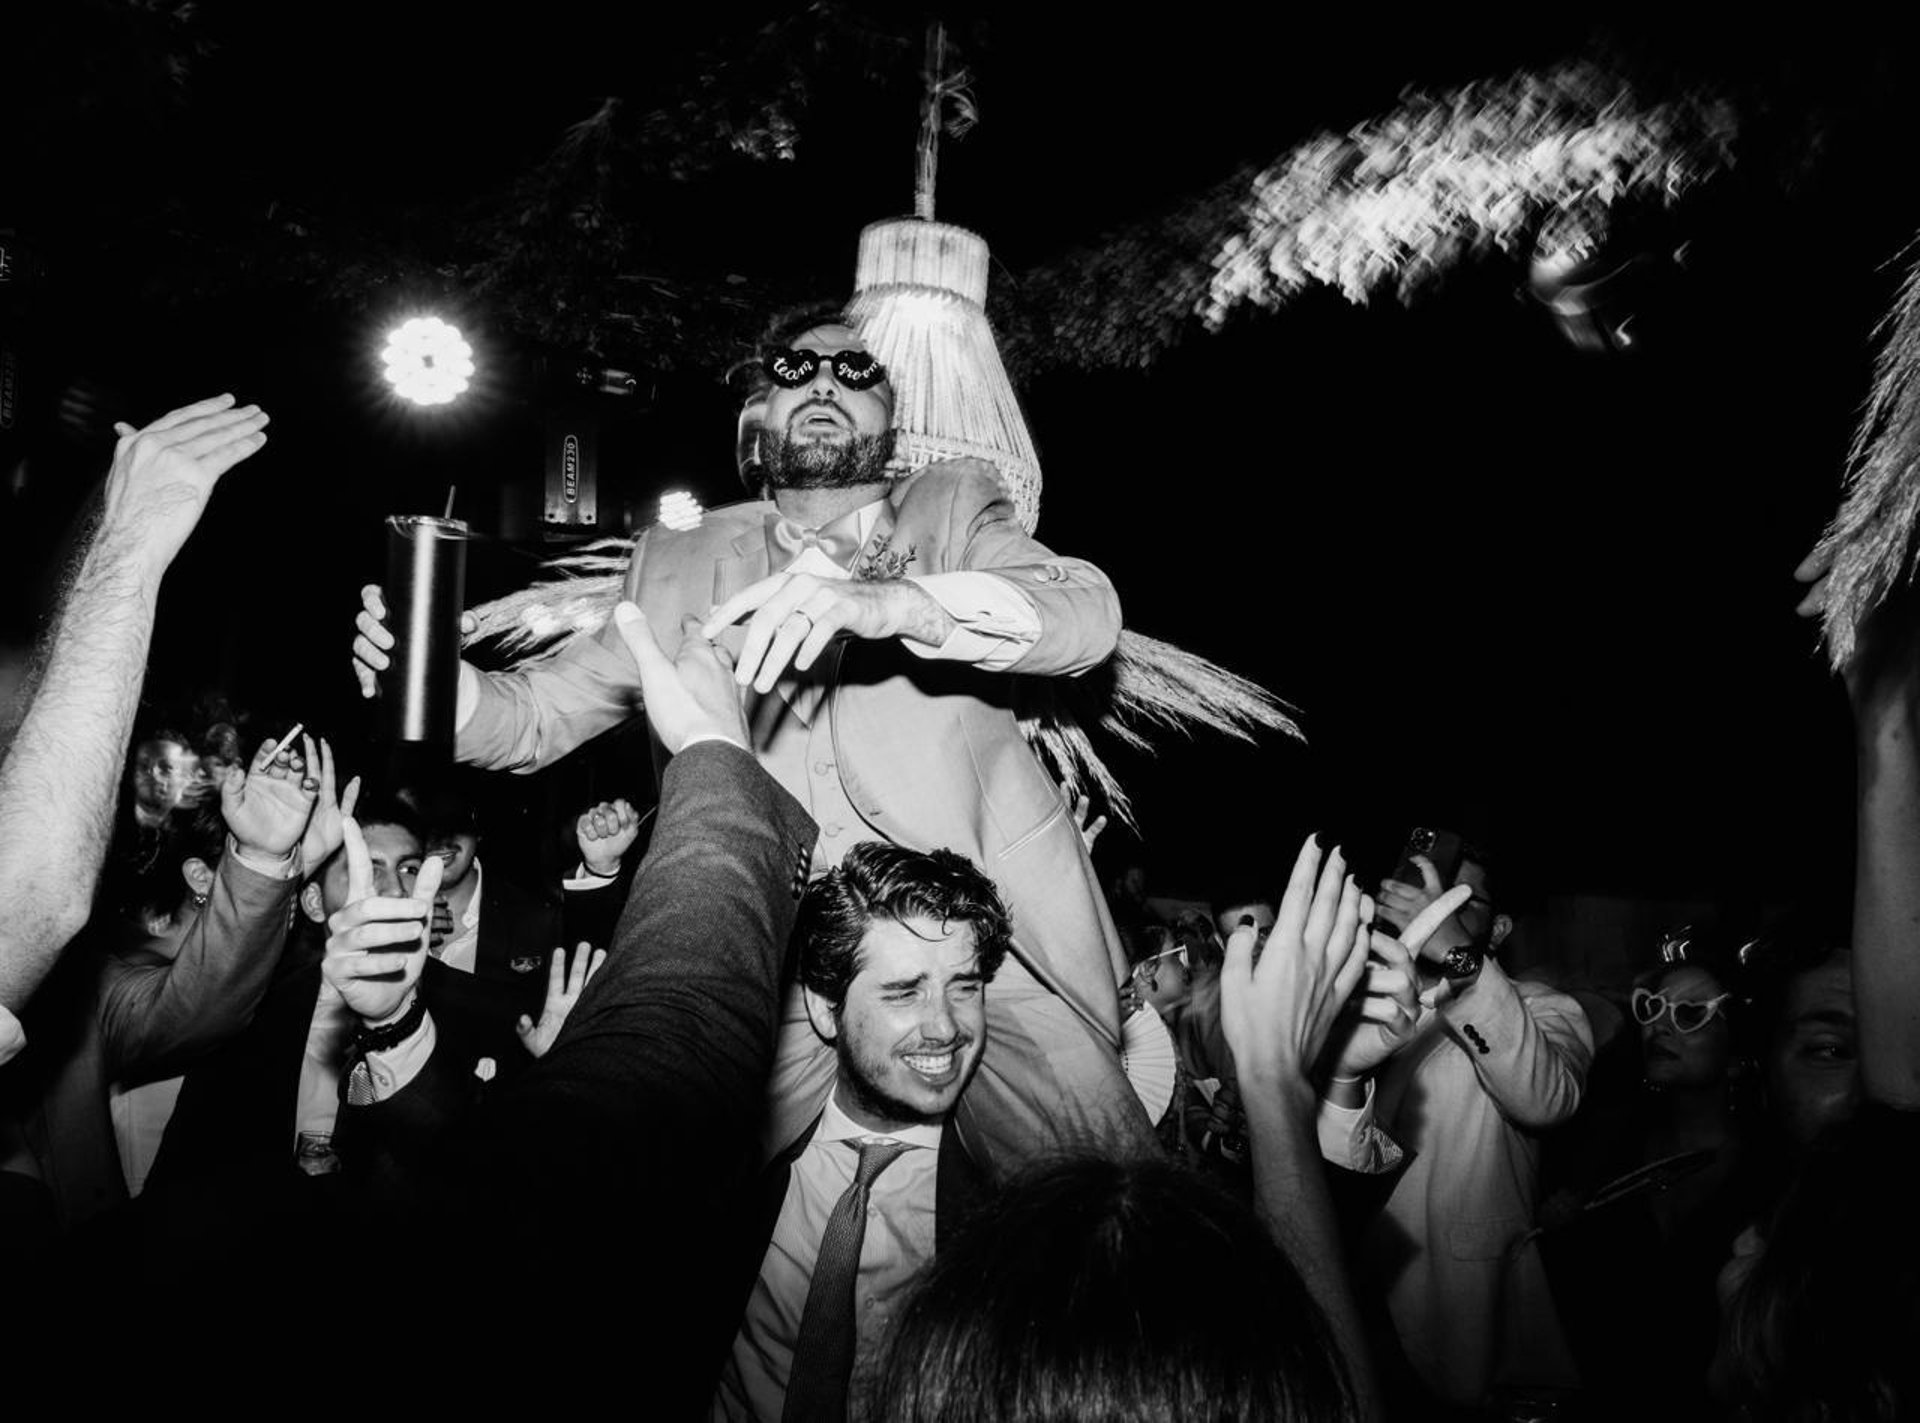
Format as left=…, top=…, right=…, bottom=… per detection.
left=300, top=776, right=320, bottom=792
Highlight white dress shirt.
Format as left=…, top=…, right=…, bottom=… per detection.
left=714, top=1091, right=942, bottom=1422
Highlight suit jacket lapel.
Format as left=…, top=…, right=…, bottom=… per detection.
left=710, top=525, right=771, bottom=661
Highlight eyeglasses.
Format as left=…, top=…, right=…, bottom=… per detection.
left=1133, top=945, right=1189, bottom=979
left=762, top=347, right=888, bottom=391
left=1631, top=986, right=1732, bottom=1035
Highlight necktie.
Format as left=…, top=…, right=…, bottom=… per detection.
left=767, top=512, right=867, bottom=577
left=781, top=1138, right=913, bottom=1423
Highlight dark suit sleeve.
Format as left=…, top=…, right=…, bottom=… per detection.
left=96, top=854, right=298, bottom=1082
left=493, top=738, right=814, bottom=1145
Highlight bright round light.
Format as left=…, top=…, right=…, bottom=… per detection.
left=658, top=490, right=704, bottom=530
left=380, top=316, right=474, bottom=406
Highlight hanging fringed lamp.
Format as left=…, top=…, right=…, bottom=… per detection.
left=843, top=23, right=1043, bottom=531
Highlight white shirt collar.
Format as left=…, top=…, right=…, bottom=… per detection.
left=816, top=1084, right=943, bottom=1151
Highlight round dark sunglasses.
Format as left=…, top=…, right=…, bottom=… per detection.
left=762, top=347, right=888, bottom=391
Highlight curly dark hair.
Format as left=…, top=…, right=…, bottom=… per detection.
left=797, top=842, right=1012, bottom=1009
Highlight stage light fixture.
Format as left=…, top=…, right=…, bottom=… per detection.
left=658, top=490, right=703, bottom=530
left=381, top=316, right=474, bottom=406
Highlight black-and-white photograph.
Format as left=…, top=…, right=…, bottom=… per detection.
left=0, top=7, right=1912, bottom=1418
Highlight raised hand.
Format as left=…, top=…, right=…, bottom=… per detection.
left=576, top=797, right=642, bottom=876
left=352, top=583, right=480, bottom=699
left=296, top=737, right=361, bottom=877
left=700, top=571, right=954, bottom=693
left=323, top=816, right=445, bottom=1023
left=1220, top=839, right=1369, bottom=1102
left=1376, top=854, right=1473, bottom=962
left=1324, top=881, right=1475, bottom=1082
left=220, top=723, right=320, bottom=861
left=610, top=603, right=750, bottom=753
left=1069, top=790, right=1109, bottom=853
left=101, top=393, right=271, bottom=578
left=514, top=942, right=607, bottom=1059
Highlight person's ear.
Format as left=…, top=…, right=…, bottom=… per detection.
left=1490, top=913, right=1514, bottom=950
left=802, top=985, right=840, bottom=1045
left=181, top=857, right=216, bottom=903
left=299, top=881, right=326, bottom=925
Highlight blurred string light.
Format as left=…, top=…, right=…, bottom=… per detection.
left=658, top=490, right=703, bottom=530
left=381, top=316, right=474, bottom=406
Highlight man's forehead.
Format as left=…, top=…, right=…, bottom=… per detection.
left=360, top=823, right=423, bottom=862
left=791, top=323, right=864, bottom=353
left=855, top=915, right=980, bottom=979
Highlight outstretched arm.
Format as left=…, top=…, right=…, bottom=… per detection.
left=0, top=395, right=269, bottom=1014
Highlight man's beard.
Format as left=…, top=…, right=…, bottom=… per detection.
left=762, top=423, right=896, bottom=492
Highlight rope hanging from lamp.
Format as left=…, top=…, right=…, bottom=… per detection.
left=844, top=22, right=1044, bottom=532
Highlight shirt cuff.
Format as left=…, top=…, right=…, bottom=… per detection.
left=347, top=1013, right=438, bottom=1104
left=227, top=834, right=303, bottom=880
left=681, top=731, right=750, bottom=754
left=903, top=573, right=1041, bottom=671
left=0, top=1002, right=25, bottom=1068
left=1316, top=1079, right=1404, bottom=1174
left=454, top=662, right=481, bottom=733
left=562, top=861, right=621, bottom=892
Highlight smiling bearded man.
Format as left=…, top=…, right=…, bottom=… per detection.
left=714, top=841, right=1007, bottom=1423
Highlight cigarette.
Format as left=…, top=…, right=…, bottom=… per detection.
left=269, top=721, right=305, bottom=756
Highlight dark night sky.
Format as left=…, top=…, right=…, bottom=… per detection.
left=2, top=5, right=1909, bottom=918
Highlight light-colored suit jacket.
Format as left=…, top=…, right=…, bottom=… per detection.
left=458, top=459, right=1129, bottom=1042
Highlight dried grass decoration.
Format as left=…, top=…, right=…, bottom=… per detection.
left=846, top=217, right=1043, bottom=534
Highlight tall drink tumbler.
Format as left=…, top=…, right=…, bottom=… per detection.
left=382, top=515, right=469, bottom=750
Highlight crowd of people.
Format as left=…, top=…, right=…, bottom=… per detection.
left=0, top=310, right=1914, bottom=1421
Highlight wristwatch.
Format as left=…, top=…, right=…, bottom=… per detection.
left=1439, top=942, right=1485, bottom=983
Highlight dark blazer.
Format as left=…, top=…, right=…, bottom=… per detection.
left=8, top=853, right=298, bottom=1232
left=333, top=741, right=817, bottom=1414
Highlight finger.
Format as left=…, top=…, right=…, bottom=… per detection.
left=460, top=610, right=479, bottom=636
left=1794, top=574, right=1830, bottom=619
left=1274, top=835, right=1324, bottom=952
left=1411, top=854, right=1445, bottom=896
left=1332, top=878, right=1370, bottom=1003
left=734, top=593, right=801, bottom=690
left=145, top=402, right=257, bottom=446
left=192, top=430, right=270, bottom=478
left=338, top=920, right=433, bottom=952
left=1793, top=541, right=1837, bottom=583
left=342, top=816, right=373, bottom=903
left=314, top=738, right=336, bottom=802
left=1399, top=884, right=1475, bottom=955
left=340, top=775, right=361, bottom=819
left=331, top=895, right=434, bottom=928
left=332, top=950, right=422, bottom=978
left=586, top=948, right=608, bottom=982
left=1087, top=815, right=1108, bottom=842
left=354, top=658, right=376, bottom=699
left=701, top=573, right=790, bottom=639
left=176, top=407, right=270, bottom=457
left=113, top=421, right=137, bottom=440
left=252, top=722, right=302, bottom=773
left=566, top=942, right=593, bottom=995
left=614, top=798, right=635, bottom=821
left=141, top=392, right=237, bottom=434
left=611, top=601, right=675, bottom=687
left=361, top=584, right=387, bottom=620
left=1304, top=846, right=1348, bottom=954
left=356, top=608, right=395, bottom=652
left=791, top=607, right=847, bottom=674
left=411, top=854, right=446, bottom=927
left=545, top=946, right=568, bottom=1003
left=753, top=612, right=816, bottom=693
left=515, top=1015, right=535, bottom=1045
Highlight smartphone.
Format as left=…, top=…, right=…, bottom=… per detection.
left=1389, top=826, right=1463, bottom=890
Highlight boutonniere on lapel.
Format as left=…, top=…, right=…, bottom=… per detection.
left=852, top=537, right=917, bottom=582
